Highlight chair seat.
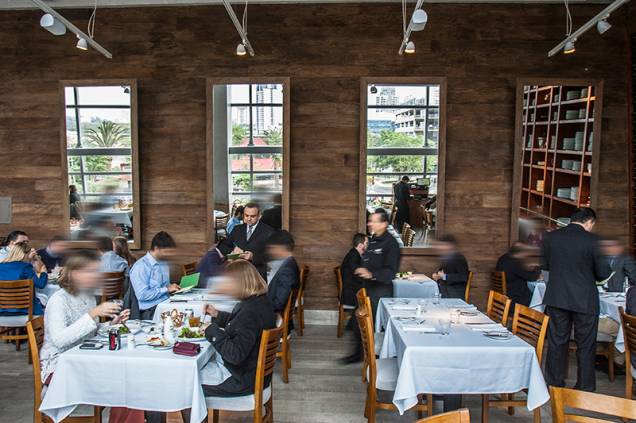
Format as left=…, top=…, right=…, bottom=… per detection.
left=0, top=314, right=29, bottom=328
left=374, top=332, right=384, bottom=356
left=368, top=358, right=398, bottom=391
left=204, top=386, right=272, bottom=412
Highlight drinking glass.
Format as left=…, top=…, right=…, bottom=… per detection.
left=439, top=319, right=451, bottom=335
left=432, top=293, right=441, bottom=305
left=450, top=310, right=460, bottom=324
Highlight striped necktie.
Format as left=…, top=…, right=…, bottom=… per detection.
left=246, top=225, right=254, bottom=241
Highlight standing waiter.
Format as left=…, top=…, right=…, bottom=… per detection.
left=541, top=207, right=610, bottom=391
left=394, top=176, right=411, bottom=232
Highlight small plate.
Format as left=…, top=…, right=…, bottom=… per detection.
left=483, top=332, right=512, bottom=340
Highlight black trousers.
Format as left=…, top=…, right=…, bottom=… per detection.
left=545, top=305, right=599, bottom=391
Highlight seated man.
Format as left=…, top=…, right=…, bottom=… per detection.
left=129, top=231, right=180, bottom=320
left=340, top=233, right=368, bottom=307
left=0, top=230, right=29, bottom=261
left=97, top=236, right=129, bottom=277
left=601, top=238, right=636, bottom=292
left=432, top=235, right=469, bottom=299
left=196, top=244, right=225, bottom=288
left=36, top=236, right=67, bottom=273
left=496, top=242, right=541, bottom=307
left=265, top=230, right=299, bottom=315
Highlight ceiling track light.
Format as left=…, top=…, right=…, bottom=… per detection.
left=597, top=18, right=611, bottom=34
left=76, top=35, right=88, bottom=50
left=31, top=0, right=112, bottom=59
left=405, top=41, right=416, bottom=54
left=236, top=42, right=247, bottom=56
left=222, top=0, right=254, bottom=57
left=398, top=0, right=425, bottom=55
left=410, top=9, right=428, bottom=32
left=563, top=39, right=576, bottom=54
left=548, top=0, right=629, bottom=57
left=40, top=13, right=66, bottom=35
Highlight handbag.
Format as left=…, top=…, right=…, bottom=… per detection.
left=173, top=341, right=201, bottom=356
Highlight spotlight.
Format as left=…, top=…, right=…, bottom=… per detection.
left=39, top=13, right=66, bottom=36
left=596, top=19, right=611, bottom=34
left=409, top=9, right=428, bottom=32
left=405, top=41, right=416, bottom=54
left=563, top=40, right=575, bottom=54
left=236, top=43, right=247, bottom=56
left=76, top=36, right=88, bottom=51
left=370, top=84, right=378, bottom=94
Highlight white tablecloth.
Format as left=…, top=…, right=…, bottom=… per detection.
left=528, top=281, right=546, bottom=312
left=40, top=335, right=214, bottom=423
left=153, top=290, right=238, bottom=323
left=392, top=276, right=439, bottom=299
left=599, top=293, right=626, bottom=352
left=377, top=298, right=549, bottom=414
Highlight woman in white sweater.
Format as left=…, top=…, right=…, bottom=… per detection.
left=40, top=250, right=129, bottom=383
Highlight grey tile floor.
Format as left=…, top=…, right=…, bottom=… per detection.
left=0, top=325, right=626, bottom=423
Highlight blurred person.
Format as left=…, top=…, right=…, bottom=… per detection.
left=113, top=236, right=137, bottom=267
left=97, top=236, right=129, bottom=277
left=226, top=205, right=244, bottom=235
left=218, top=202, right=275, bottom=280
left=0, top=230, right=29, bottom=261
left=496, top=242, right=541, bottom=307
left=69, top=184, right=82, bottom=220
left=0, top=241, right=48, bottom=315
left=375, top=208, right=405, bottom=248
left=393, top=175, right=411, bottom=232
left=196, top=244, right=225, bottom=287
left=265, top=230, right=299, bottom=316
left=542, top=207, right=611, bottom=392
left=341, top=233, right=368, bottom=307
left=37, top=236, right=67, bottom=273
left=432, top=235, right=469, bottom=299
left=261, top=194, right=282, bottom=230
left=600, top=238, right=636, bottom=292
left=129, top=231, right=180, bottom=320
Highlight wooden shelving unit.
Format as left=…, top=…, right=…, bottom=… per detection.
left=516, top=83, right=602, bottom=231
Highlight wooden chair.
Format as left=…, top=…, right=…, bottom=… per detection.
left=276, top=287, right=298, bottom=384
left=27, top=317, right=103, bottom=423
left=295, top=265, right=309, bottom=336
left=182, top=262, right=197, bottom=277
left=0, top=279, right=33, bottom=352
left=206, top=326, right=284, bottom=423
left=416, top=409, right=470, bottom=423
left=335, top=266, right=355, bottom=338
left=620, top=306, right=636, bottom=400
left=356, top=287, right=371, bottom=383
left=389, top=204, right=398, bottom=227
left=99, top=271, right=124, bottom=303
left=482, top=304, right=549, bottom=423
left=464, top=271, right=474, bottom=303
left=486, top=290, right=512, bottom=326
left=403, top=228, right=416, bottom=247
left=491, top=271, right=507, bottom=295
left=550, top=386, right=636, bottom=422
left=400, top=222, right=411, bottom=241
left=214, top=213, right=229, bottom=241
left=356, top=306, right=432, bottom=422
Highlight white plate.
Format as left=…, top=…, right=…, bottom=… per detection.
left=177, top=336, right=206, bottom=342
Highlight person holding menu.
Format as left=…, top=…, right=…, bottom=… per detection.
left=218, top=202, right=275, bottom=280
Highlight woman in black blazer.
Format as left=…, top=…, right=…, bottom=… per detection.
left=202, top=259, right=277, bottom=397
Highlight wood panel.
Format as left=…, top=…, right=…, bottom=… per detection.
left=0, top=3, right=631, bottom=310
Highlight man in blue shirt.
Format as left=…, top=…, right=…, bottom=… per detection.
left=130, top=231, right=180, bottom=320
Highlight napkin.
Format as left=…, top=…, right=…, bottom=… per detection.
left=402, top=325, right=438, bottom=333
left=452, top=304, right=477, bottom=310
left=391, top=305, right=418, bottom=311
left=470, top=324, right=507, bottom=333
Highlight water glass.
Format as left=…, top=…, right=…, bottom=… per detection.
left=450, top=310, right=460, bottom=324
left=439, top=319, right=451, bottom=335
left=432, top=293, right=441, bottom=305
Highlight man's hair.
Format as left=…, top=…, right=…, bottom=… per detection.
left=151, top=231, right=176, bottom=250
left=5, top=230, right=27, bottom=244
left=352, top=233, right=367, bottom=248
left=570, top=207, right=597, bottom=224
left=373, top=210, right=389, bottom=223
left=438, top=234, right=458, bottom=245
left=244, top=202, right=261, bottom=213
left=96, top=236, right=113, bottom=252
left=401, top=175, right=410, bottom=182
left=233, top=205, right=245, bottom=217
left=266, top=230, right=295, bottom=251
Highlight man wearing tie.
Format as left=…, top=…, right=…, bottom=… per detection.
left=219, top=202, right=275, bottom=280
left=541, top=208, right=611, bottom=391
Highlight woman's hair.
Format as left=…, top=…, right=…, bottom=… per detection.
left=58, top=250, right=100, bottom=295
left=113, top=236, right=136, bottom=266
left=1, top=241, right=31, bottom=263
left=225, top=259, right=268, bottom=299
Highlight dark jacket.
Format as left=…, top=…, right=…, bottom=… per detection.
left=218, top=221, right=275, bottom=279
left=363, top=231, right=401, bottom=286
left=196, top=249, right=225, bottom=287
left=606, top=254, right=636, bottom=292
left=341, top=248, right=363, bottom=306
left=541, top=224, right=611, bottom=314
left=496, top=252, right=541, bottom=306
left=0, top=262, right=47, bottom=315
left=438, top=251, right=469, bottom=299
left=261, top=206, right=282, bottom=231
left=267, top=256, right=299, bottom=313
left=37, top=248, right=63, bottom=273
left=204, top=294, right=276, bottom=395
left=626, top=287, right=636, bottom=369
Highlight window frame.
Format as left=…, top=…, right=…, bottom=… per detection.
left=359, top=77, right=447, bottom=255
left=205, top=77, right=291, bottom=244
left=59, top=79, right=141, bottom=249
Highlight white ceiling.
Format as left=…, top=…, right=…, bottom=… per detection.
left=0, top=0, right=611, bottom=8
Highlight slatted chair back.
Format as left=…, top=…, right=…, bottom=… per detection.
left=356, top=288, right=368, bottom=309
left=464, top=271, right=474, bottom=303
left=491, top=271, right=507, bottom=295
left=253, top=326, right=284, bottom=423
left=415, top=409, right=470, bottom=423
left=295, top=265, right=310, bottom=335
left=511, top=304, right=549, bottom=362
left=401, top=222, right=412, bottom=241
left=404, top=228, right=416, bottom=247
left=550, top=386, right=636, bottom=423
left=27, top=317, right=45, bottom=423
left=99, top=272, right=125, bottom=303
left=486, top=290, right=512, bottom=326
left=356, top=306, right=377, bottom=387
left=334, top=266, right=343, bottom=301
left=0, top=279, right=33, bottom=317
left=182, top=262, right=197, bottom=276
left=276, top=287, right=299, bottom=383
left=620, top=306, right=636, bottom=399
left=215, top=213, right=229, bottom=229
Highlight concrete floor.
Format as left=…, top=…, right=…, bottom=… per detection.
left=0, top=325, right=627, bottom=423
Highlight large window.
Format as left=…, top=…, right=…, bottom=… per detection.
left=62, top=81, right=140, bottom=247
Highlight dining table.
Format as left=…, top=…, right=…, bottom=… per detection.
left=39, top=325, right=214, bottom=423
left=152, top=289, right=239, bottom=323
left=376, top=297, right=549, bottom=416
left=392, top=274, right=439, bottom=299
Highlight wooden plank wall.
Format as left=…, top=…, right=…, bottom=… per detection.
left=0, top=3, right=631, bottom=309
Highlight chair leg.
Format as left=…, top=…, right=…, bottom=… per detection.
left=427, top=394, right=433, bottom=416
left=533, top=406, right=542, bottom=423
left=506, top=393, right=515, bottom=415
left=481, top=394, right=490, bottom=423
left=93, top=406, right=102, bottom=423
left=367, top=389, right=376, bottom=423
left=212, top=409, right=220, bottom=423
left=297, top=308, right=303, bottom=336
left=337, top=309, right=344, bottom=338
left=15, top=329, right=21, bottom=351
left=608, top=344, right=615, bottom=382
left=281, top=348, right=289, bottom=384
left=300, top=305, right=305, bottom=330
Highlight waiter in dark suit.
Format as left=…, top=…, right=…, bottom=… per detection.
left=542, top=207, right=611, bottom=391
left=600, top=238, right=636, bottom=292
left=265, top=230, right=299, bottom=315
left=496, top=242, right=541, bottom=307
left=432, top=235, right=469, bottom=299
left=341, top=233, right=368, bottom=307
left=218, top=202, right=275, bottom=280
left=393, top=176, right=411, bottom=232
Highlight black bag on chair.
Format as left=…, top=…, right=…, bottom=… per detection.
left=123, top=283, right=141, bottom=320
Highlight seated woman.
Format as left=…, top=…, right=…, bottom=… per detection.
left=39, top=250, right=129, bottom=384
left=113, top=236, right=137, bottom=268
left=201, top=259, right=276, bottom=397
left=0, top=241, right=48, bottom=315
